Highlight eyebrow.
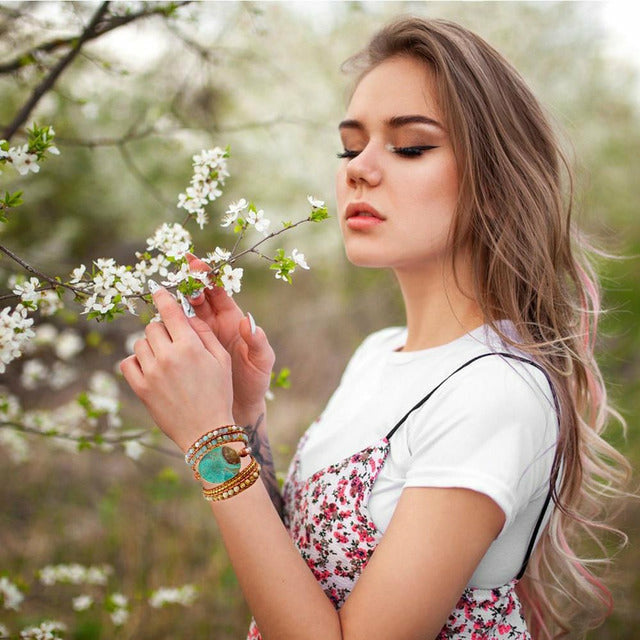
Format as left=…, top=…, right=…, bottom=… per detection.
left=338, top=114, right=445, bottom=132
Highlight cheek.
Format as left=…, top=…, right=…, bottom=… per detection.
left=335, top=167, right=347, bottom=204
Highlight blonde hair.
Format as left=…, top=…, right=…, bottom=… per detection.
left=343, top=17, right=632, bottom=638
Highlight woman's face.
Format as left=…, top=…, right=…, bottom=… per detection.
left=335, top=55, right=460, bottom=272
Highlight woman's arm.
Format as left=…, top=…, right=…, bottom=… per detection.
left=233, top=402, right=284, bottom=519
left=210, top=474, right=503, bottom=640
left=121, top=289, right=505, bottom=640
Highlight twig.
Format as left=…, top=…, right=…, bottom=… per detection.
left=118, top=143, right=175, bottom=210
left=229, top=217, right=310, bottom=264
left=0, top=243, right=87, bottom=296
left=54, top=125, right=158, bottom=149
left=2, top=2, right=111, bottom=141
left=0, top=1, right=192, bottom=76
left=0, top=420, right=182, bottom=458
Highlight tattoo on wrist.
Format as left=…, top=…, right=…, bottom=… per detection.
left=245, top=413, right=284, bottom=520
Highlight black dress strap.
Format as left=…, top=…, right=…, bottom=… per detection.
left=384, top=351, right=560, bottom=579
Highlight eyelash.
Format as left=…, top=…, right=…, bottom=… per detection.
left=336, top=145, right=437, bottom=159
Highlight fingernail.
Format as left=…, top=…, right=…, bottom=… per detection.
left=247, top=312, right=256, bottom=335
left=147, top=279, right=160, bottom=294
left=190, top=290, right=202, bottom=301
left=177, top=291, right=196, bottom=318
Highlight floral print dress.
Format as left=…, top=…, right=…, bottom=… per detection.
left=247, top=353, right=555, bottom=639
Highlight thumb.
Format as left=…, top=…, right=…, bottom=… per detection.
left=239, top=313, right=275, bottom=371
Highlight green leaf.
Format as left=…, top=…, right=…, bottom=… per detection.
left=274, top=367, right=291, bottom=389
left=310, top=206, right=329, bottom=222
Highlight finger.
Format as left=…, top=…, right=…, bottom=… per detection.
left=186, top=252, right=212, bottom=274
left=120, top=354, right=145, bottom=391
left=187, top=316, right=229, bottom=361
left=144, top=320, right=172, bottom=352
left=186, top=254, right=213, bottom=305
left=238, top=314, right=275, bottom=371
left=133, top=337, right=155, bottom=373
left=151, top=286, right=193, bottom=342
left=209, top=281, right=244, bottom=315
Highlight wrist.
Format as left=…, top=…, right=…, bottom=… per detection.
left=178, top=415, right=236, bottom=454
left=232, top=401, right=267, bottom=429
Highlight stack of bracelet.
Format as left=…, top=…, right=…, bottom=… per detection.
left=184, top=424, right=260, bottom=501
left=202, top=457, right=261, bottom=502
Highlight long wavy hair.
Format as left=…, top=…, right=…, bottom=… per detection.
left=342, top=16, right=632, bottom=639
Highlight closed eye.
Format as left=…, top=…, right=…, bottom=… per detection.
left=337, top=145, right=438, bottom=159
left=336, top=149, right=360, bottom=159
left=389, top=145, right=438, bottom=157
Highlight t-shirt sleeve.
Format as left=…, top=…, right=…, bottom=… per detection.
left=403, top=357, right=558, bottom=532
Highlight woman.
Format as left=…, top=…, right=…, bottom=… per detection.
left=120, top=17, right=630, bottom=639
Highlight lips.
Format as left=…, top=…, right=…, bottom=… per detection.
left=345, top=202, right=385, bottom=221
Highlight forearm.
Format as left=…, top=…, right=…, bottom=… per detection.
left=209, top=475, right=342, bottom=640
left=233, top=401, right=284, bottom=519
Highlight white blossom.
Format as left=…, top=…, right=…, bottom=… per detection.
left=93, top=258, right=115, bottom=270
left=221, top=198, right=247, bottom=227
left=0, top=576, right=24, bottom=610
left=37, top=290, right=63, bottom=317
left=21, top=359, right=48, bottom=390
left=124, top=439, right=144, bottom=460
left=10, top=145, right=39, bottom=176
left=160, top=262, right=191, bottom=288
left=108, top=593, right=129, bottom=626
left=12, top=277, right=41, bottom=306
left=33, top=324, right=58, bottom=346
left=72, top=594, right=93, bottom=611
left=69, top=264, right=86, bottom=284
left=0, top=423, right=29, bottom=463
left=125, top=331, right=145, bottom=354
left=220, top=265, right=243, bottom=297
left=146, top=223, right=191, bottom=259
left=19, top=620, right=66, bottom=639
left=49, top=362, right=78, bottom=390
left=307, top=195, right=325, bottom=209
left=195, top=209, right=208, bottom=229
left=86, top=371, right=120, bottom=416
left=206, top=247, right=231, bottom=263
left=149, top=584, right=197, bottom=608
left=39, top=563, right=112, bottom=587
left=55, top=331, right=84, bottom=360
left=291, top=249, right=310, bottom=270
left=0, top=304, right=35, bottom=373
left=110, top=607, right=129, bottom=626
left=0, top=623, right=9, bottom=637
left=246, top=208, right=271, bottom=235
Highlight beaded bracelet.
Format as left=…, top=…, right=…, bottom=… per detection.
left=192, top=439, right=251, bottom=482
left=185, top=425, right=247, bottom=466
left=202, top=458, right=261, bottom=502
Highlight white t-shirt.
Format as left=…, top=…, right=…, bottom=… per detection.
left=297, top=321, right=559, bottom=588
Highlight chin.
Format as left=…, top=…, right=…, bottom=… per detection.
left=343, top=248, right=390, bottom=269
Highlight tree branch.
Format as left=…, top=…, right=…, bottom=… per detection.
left=0, top=420, right=182, bottom=458
left=2, top=2, right=111, bottom=142
left=0, top=243, right=88, bottom=297
left=0, top=2, right=192, bottom=76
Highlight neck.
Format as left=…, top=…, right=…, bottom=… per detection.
left=394, top=256, right=484, bottom=351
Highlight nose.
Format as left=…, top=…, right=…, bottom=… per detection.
left=344, top=143, right=383, bottom=189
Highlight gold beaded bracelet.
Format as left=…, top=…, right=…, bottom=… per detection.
left=202, top=458, right=261, bottom=502
left=185, top=425, right=248, bottom=466
left=202, top=457, right=260, bottom=499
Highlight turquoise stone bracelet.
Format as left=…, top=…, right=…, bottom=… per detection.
left=197, top=445, right=242, bottom=483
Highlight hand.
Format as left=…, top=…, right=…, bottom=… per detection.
left=186, top=254, right=275, bottom=416
left=120, top=286, right=235, bottom=453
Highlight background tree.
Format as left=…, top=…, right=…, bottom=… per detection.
left=0, top=2, right=637, bottom=637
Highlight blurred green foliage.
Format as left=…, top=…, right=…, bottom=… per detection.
left=1, top=1, right=638, bottom=637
